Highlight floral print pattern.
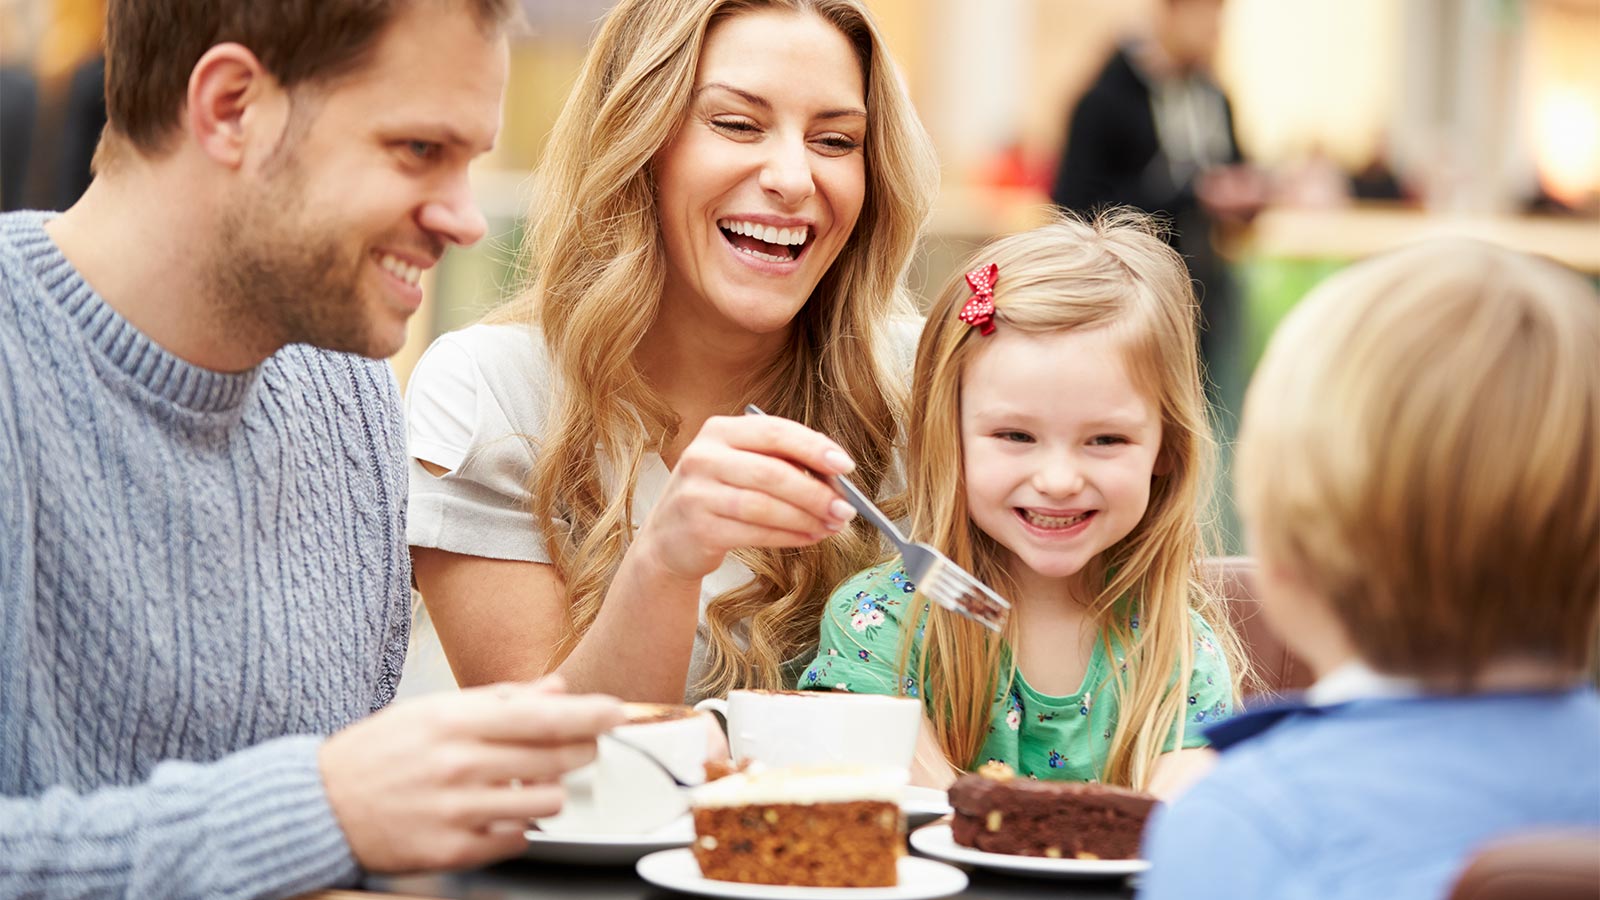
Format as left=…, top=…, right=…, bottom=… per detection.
left=798, top=559, right=1235, bottom=782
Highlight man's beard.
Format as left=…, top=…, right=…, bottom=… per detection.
left=206, top=170, right=394, bottom=362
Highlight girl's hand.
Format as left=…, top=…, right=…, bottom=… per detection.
left=635, top=414, right=858, bottom=582
left=1147, top=748, right=1219, bottom=800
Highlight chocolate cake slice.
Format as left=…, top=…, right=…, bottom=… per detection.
left=948, top=762, right=1157, bottom=860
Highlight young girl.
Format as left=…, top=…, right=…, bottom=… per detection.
left=799, top=212, right=1246, bottom=795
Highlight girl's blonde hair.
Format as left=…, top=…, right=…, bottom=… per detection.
left=488, top=0, right=938, bottom=697
left=1238, top=240, right=1600, bottom=686
left=899, top=210, right=1246, bottom=789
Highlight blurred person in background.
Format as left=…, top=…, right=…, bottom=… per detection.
left=0, top=0, right=106, bottom=211
left=0, top=1, right=626, bottom=896
left=406, top=0, right=939, bottom=705
left=1052, top=0, right=1265, bottom=383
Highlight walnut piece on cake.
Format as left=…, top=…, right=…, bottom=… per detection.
left=975, top=760, right=1016, bottom=782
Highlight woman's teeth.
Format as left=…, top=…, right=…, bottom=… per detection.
left=717, top=218, right=809, bottom=262
left=718, top=219, right=809, bottom=246
left=378, top=253, right=422, bottom=286
left=1023, top=510, right=1091, bottom=529
left=735, top=245, right=791, bottom=263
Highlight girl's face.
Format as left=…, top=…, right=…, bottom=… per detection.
left=960, top=326, right=1164, bottom=599
left=651, top=9, right=868, bottom=340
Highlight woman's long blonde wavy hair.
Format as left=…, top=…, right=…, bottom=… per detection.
left=897, top=210, right=1246, bottom=789
left=487, top=0, right=938, bottom=697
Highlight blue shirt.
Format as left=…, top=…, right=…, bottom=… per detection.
left=1138, top=688, right=1600, bottom=900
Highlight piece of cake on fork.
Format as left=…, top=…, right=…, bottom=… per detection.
left=690, top=765, right=906, bottom=887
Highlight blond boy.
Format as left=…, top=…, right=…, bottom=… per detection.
left=1139, top=239, right=1600, bottom=899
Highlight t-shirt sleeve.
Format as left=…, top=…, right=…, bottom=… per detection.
left=795, top=563, right=925, bottom=697
left=405, top=329, right=553, bottom=563
left=1164, top=610, right=1236, bottom=751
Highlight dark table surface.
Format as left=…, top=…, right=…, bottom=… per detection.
left=366, top=853, right=1138, bottom=900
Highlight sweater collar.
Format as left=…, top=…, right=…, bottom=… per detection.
left=9, top=212, right=258, bottom=413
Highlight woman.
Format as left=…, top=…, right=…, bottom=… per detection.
left=406, top=0, right=938, bottom=703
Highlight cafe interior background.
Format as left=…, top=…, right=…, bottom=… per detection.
left=3, top=0, right=1598, bottom=696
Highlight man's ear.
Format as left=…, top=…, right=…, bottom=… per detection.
left=185, top=43, right=289, bottom=168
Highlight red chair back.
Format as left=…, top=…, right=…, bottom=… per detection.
left=1201, top=556, right=1315, bottom=699
left=1449, top=830, right=1600, bottom=900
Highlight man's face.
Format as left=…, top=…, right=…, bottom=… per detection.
left=1164, top=0, right=1224, bottom=70
left=212, top=2, right=508, bottom=360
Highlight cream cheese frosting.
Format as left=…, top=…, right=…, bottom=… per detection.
left=691, top=765, right=908, bottom=808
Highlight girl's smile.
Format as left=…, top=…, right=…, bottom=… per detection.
left=960, top=325, right=1163, bottom=598
left=1016, top=507, right=1097, bottom=535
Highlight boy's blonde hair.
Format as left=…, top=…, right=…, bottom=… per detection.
left=1238, top=239, right=1600, bottom=686
left=895, top=209, right=1246, bottom=790
left=488, top=0, right=938, bottom=697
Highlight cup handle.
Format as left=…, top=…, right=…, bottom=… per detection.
left=693, top=697, right=729, bottom=736
left=692, top=697, right=728, bottom=716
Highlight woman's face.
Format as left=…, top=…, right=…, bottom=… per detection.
left=652, top=9, right=868, bottom=339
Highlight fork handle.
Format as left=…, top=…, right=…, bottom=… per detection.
left=742, top=404, right=909, bottom=547
left=822, top=470, right=909, bottom=547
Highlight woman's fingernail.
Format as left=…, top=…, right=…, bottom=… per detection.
left=824, top=449, right=855, bottom=472
left=830, top=499, right=856, bottom=521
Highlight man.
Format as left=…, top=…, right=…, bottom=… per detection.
left=1052, top=0, right=1264, bottom=378
left=0, top=1, right=624, bottom=896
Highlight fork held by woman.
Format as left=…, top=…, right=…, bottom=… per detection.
left=744, top=404, right=1010, bottom=631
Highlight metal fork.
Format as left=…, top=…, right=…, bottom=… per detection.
left=744, top=404, right=1011, bottom=631
left=606, top=733, right=699, bottom=788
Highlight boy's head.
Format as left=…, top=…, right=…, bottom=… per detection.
left=1238, top=239, right=1599, bottom=687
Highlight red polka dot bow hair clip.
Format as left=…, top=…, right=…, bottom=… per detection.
left=957, top=263, right=999, bottom=335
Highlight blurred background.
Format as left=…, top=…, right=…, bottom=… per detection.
left=4, top=0, right=1599, bottom=554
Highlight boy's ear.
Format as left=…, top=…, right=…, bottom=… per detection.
left=185, top=43, right=290, bottom=169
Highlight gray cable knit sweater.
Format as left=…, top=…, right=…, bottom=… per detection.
left=0, top=211, right=412, bottom=898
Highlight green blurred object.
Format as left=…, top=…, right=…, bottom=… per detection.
left=1239, top=256, right=1351, bottom=375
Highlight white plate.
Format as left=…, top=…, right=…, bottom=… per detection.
left=909, top=823, right=1150, bottom=879
left=636, top=848, right=968, bottom=900
left=901, top=786, right=952, bottom=828
left=522, top=815, right=694, bottom=866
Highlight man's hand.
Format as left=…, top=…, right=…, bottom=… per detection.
left=319, top=675, right=625, bottom=873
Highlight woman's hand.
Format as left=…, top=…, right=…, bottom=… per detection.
left=635, top=414, right=859, bottom=582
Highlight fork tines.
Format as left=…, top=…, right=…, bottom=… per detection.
left=916, top=556, right=1010, bottom=632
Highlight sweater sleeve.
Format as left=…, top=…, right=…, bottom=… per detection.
left=0, top=736, right=360, bottom=900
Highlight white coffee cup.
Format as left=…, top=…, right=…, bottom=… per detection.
left=534, top=703, right=710, bottom=836
left=692, top=689, right=921, bottom=774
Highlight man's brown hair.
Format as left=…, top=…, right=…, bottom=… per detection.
left=1238, top=239, right=1600, bottom=687
left=103, top=0, right=515, bottom=156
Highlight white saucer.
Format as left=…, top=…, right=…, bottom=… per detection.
left=909, top=823, right=1150, bottom=879
left=901, top=786, right=952, bottom=828
left=522, top=815, right=694, bottom=866
left=636, top=848, right=968, bottom=899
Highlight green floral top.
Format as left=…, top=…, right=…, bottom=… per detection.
left=797, top=560, right=1233, bottom=780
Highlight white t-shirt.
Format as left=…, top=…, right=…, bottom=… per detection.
left=405, top=320, right=920, bottom=701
